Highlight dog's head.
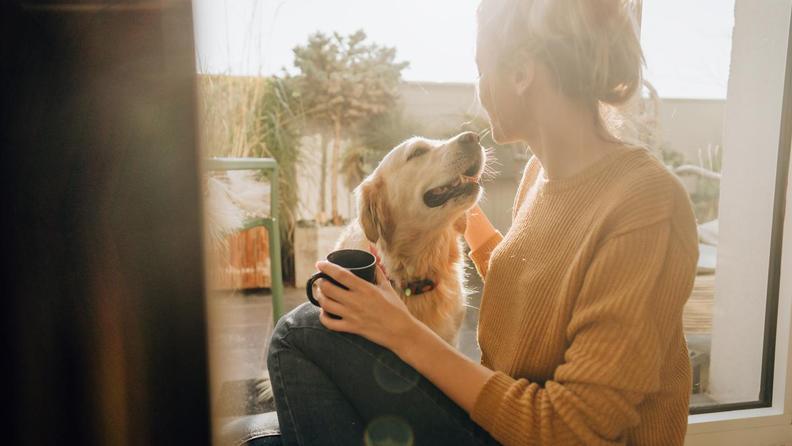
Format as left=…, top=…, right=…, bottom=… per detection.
left=356, top=131, right=486, bottom=245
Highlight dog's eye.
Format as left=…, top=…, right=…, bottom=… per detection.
left=406, top=147, right=429, bottom=162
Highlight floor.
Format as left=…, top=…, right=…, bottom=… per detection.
left=208, top=262, right=484, bottom=416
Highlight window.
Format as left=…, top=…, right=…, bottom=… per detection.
left=641, top=0, right=791, bottom=415
left=194, top=0, right=792, bottom=442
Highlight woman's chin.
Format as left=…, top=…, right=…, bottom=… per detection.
left=490, top=133, right=507, bottom=145
left=489, top=125, right=519, bottom=146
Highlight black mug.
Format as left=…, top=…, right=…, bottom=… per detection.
left=306, top=249, right=377, bottom=317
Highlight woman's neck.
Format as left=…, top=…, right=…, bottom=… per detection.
left=526, top=95, right=624, bottom=181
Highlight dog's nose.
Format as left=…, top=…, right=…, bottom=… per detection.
left=456, top=131, right=479, bottom=148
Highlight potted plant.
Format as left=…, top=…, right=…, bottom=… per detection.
left=290, top=30, right=408, bottom=286
left=200, top=74, right=303, bottom=288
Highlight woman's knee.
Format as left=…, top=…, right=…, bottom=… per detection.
left=269, top=303, right=321, bottom=355
left=274, top=302, right=322, bottom=335
left=267, top=302, right=393, bottom=374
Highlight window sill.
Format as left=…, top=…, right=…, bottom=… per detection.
left=688, top=407, right=791, bottom=435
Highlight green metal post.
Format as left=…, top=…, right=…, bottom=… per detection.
left=268, top=164, right=284, bottom=321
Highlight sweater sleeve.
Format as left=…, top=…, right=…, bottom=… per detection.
left=471, top=221, right=697, bottom=446
left=468, top=231, right=503, bottom=279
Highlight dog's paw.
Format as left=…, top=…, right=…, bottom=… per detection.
left=255, top=371, right=274, bottom=404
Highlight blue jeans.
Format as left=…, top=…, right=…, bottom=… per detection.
left=263, top=303, right=498, bottom=446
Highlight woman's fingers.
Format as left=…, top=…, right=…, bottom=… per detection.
left=315, top=289, right=347, bottom=317
left=375, top=266, right=392, bottom=291
left=319, top=308, right=351, bottom=332
left=317, top=277, right=354, bottom=304
left=317, top=261, right=365, bottom=290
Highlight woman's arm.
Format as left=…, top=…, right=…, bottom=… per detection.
left=393, top=314, right=495, bottom=413
left=464, top=205, right=502, bottom=278
left=464, top=204, right=498, bottom=251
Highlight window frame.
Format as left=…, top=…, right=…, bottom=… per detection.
left=683, top=2, right=792, bottom=441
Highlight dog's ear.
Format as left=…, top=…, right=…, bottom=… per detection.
left=453, top=214, right=467, bottom=234
left=357, top=178, right=393, bottom=244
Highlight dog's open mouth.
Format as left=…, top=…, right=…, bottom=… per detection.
left=423, top=161, right=482, bottom=208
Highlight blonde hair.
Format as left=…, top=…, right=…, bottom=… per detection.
left=477, top=0, right=645, bottom=110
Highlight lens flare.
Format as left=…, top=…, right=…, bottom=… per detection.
left=372, top=353, right=420, bottom=394
left=364, top=416, right=414, bottom=446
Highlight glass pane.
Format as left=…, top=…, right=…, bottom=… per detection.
left=643, top=0, right=789, bottom=410
left=642, top=0, right=735, bottom=409
left=195, top=1, right=790, bottom=436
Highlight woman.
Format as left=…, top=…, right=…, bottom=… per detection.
left=266, top=0, right=698, bottom=444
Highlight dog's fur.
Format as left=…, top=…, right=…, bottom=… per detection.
left=257, top=132, right=485, bottom=402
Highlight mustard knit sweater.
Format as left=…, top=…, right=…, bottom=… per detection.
left=469, top=147, right=699, bottom=446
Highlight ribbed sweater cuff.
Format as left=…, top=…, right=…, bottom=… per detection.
left=471, top=371, right=516, bottom=435
left=468, top=231, right=503, bottom=278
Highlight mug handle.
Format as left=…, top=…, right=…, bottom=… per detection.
left=306, top=272, right=342, bottom=320
left=306, top=272, right=329, bottom=306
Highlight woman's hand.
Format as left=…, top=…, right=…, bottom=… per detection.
left=464, top=204, right=498, bottom=252
left=313, top=260, right=419, bottom=352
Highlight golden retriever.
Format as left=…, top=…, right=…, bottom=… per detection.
left=257, top=132, right=485, bottom=404
left=334, top=131, right=486, bottom=344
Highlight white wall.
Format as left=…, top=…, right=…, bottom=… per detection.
left=400, top=81, right=725, bottom=164
left=398, top=81, right=483, bottom=135
left=658, top=99, right=725, bottom=163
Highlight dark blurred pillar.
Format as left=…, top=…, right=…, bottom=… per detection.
left=1, top=1, right=211, bottom=445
